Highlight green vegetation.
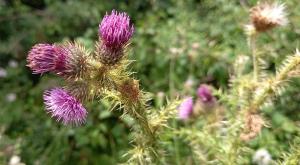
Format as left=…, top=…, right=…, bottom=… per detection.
left=1, top=0, right=300, bottom=164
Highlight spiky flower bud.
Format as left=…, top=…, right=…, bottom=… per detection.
left=98, top=10, right=134, bottom=65
left=54, top=42, right=90, bottom=79
left=65, top=81, right=91, bottom=102
left=250, top=2, right=288, bottom=32
left=27, top=44, right=59, bottom=74
left=27, top=43, right=90, bottom=79
left=178, top=97, right=193, bottom=120
left=43, top=88, right=87, bottom=126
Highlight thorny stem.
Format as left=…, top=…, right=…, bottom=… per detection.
left=250, top=54, right=300, bottom=113
left=131, top=101, right=160, bottom=164
left=135, top=102, right=156, bottom=142
left=88, top=60, right=160, bottom=164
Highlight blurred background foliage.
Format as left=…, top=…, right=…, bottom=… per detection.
left=0, top=0, right=300, bottom=164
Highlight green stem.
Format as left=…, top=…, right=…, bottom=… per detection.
left=250, top=34, right=258, bottom=82
left=127, top=101, right=159, bottom=164
left=173, top=120, right=181, bottom=165
left=135, top=102, right=156, bottom=142
left=169, top=56, right=175, bottom=98
left=169, top=55, right=181, bottom=165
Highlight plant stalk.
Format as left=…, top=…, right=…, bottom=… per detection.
left=250, top=33, right=258, bottom=82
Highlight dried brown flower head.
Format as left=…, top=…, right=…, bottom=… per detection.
left=240, top=113, right=265, bottom=141
left=250, top=2, right=288, bottom=32
left=118, top=79, right=140, bottom=104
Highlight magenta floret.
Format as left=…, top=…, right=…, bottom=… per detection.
left=43, top=88, right=87, bottom=125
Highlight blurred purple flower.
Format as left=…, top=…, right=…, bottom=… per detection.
left=197, top=84, right=214, bottom=103
left=99, top=10, right=134, bottom=50
left=178, top=97, right=193, bottom=120
left=43, top=88, right=87, bottom=126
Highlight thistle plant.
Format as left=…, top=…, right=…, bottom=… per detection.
left=172, top=1, right=300, bottom=164
left=26, top=10, right=181, bottom=164
left=26, top=2, right=300, bottom=164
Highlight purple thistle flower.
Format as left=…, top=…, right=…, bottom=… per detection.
left=27, top=44, right=58, bottom=74
left=99, top=10, right=134, bottom=49
left=197, top=84, right=214, bottom=103
left=52, top=45, right=68, bottom=74
left=98, top=10, right=134, bottom=65
left=178, top=97, right=193, bottom=120
left=43, top=88, right=87, bottom=126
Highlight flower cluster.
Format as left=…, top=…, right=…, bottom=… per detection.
left=178, top=84, right=216, bottom=120
left=27, top=10, right=134, bottom=125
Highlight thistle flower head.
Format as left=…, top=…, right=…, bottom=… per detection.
left=43, top=88, right=87, bottom=126
left=197, top=84, right=214, bottom=103
left=118, top=79, right=140, bottom=104
left=99, top=10, right=134, bottom=49
left=54, top=42, right=90, bottom=79
left=98, top=10, right=134, bottom=65
left=250, top=2, right=288, bottom=32
left=240, top=113, right=265, bottom=141
left=27, top=44, right=57, bottom=74
left=178, top=97, right=193, bottom=120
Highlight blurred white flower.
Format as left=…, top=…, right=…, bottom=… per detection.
left=6, top=93, right=17, bottom=102
left=253, top=148, right=272, bottom=165
left=192, top=42, right=200, bottom=49
left=169, top=47, right=183, bottom=56
left=9, top=155, right=20, bottom=165
left=184, top=77, right=194, bottom=91
left=157, top=91, right=165, bottom=100
left=9, top=60, right=18, bottom=68
left=237, top=55, right=250, bottom=65
left=0, top=67, right=7, bottom=78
